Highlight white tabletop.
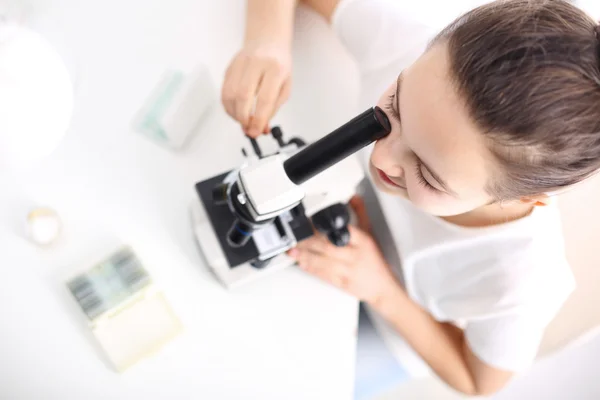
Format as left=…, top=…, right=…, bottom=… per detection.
left=0, top=1, right=364, bottom=399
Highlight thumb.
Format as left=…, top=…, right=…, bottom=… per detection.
left=349, top=195, right=371, bottom=233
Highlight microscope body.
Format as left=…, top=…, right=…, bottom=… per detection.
left=191, top=107, right=391, bottom=288
left=191, top=146, right=364, bottom=288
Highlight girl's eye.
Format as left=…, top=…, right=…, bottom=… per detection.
left=414, top=161, right=439, bottom=193
left=385, top=93, right=401, bottom=122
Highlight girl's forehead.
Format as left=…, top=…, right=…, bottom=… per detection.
left=402, top=45, right=494, bottom=196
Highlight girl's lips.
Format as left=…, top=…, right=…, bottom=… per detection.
left=376, top=168, right=406, bottom=189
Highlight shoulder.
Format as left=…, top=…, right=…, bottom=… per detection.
left=432, top=230, right=575, bottom=323
left=436, top=230, right=575, bottom=370
left=331, top=0, right=436, bottom=74
left=422, top=204, right=573, bottom=315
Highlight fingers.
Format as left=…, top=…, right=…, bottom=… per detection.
left=234, top=63, right=264, bottom=132
left=289, top=247, right=349, bottom=289
left=349, top=196, right=372, bottom=234
left=255, top=78, right=291, bottom=135
left=296, top=234, right=357, bottom=264
left=274, top=77, right=292, bottom=113
left=221, top=58, right=244, bottom=122
left=221, top=55, right=264, bottom=136
left=221, top=49, right=292, bottom=138
left=247, top=68, right=287, bottom=137
left=348, top=225, right=373, bottom=247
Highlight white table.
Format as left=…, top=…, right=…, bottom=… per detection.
left=0, top=1, right=364, bottom=399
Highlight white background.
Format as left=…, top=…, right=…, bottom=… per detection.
left=0, top=1, right=363, bottom=399
left=2, top=1, right=600, bottom=399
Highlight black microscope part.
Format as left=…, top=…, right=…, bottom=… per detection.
left=327, top=228, right=351, bottom=248
left=227, top=219, right=254, bottom=248
left=196, top=172, right=315, bottom=268
left=286, top=137, right=306, bottom=148
left=212, top=183, right=229, bottom=206
left=283, top=106, right=391, bottom=185
left=271, top=126, right=286, bottom=147
left=249, top=137, right=263, bottom=158
left=226, top=182, right=269, bottom=248
left=311, top=203, right=352, bottom=247
left=196, top=173, right=258, bottom=266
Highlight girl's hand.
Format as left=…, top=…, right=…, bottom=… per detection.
left=288, top=197, right=400, bottom=306
left=221, top=42, right=292, bottom=138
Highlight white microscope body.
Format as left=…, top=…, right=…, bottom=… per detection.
left=191, top=150, right=364, bottom=288
left=192, top=107, right=391, bottom=288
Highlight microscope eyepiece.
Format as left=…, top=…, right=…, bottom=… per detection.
left=283, top=106, right=391, bottom=185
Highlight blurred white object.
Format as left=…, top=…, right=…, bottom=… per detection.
left=26, top=207, right=62, bottom=245
left=133, top=66, right=216, bottom=150
left=0, top=21, right=73, bottom=170
left=0, top=0, right=32, bottom=24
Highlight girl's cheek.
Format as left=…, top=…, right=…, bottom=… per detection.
left=407, top=189, right=433, bottom=210
left=407, top=186, right=459, bottom=216
left=403, top=179, right=430, bottom=207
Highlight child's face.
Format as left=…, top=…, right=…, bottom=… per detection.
left=370, top=44, right=497, bottom=216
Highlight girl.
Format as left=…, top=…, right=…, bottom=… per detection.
left=221, top=0, right=600, bottom=397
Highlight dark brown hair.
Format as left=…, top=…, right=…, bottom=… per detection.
left=436, top=0, right=600, bottom=199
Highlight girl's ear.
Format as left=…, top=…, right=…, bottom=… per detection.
left=519, top=195, right=551, bottom=207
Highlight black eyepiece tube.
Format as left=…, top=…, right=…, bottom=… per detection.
left=283, top=107, right=391, bottom=185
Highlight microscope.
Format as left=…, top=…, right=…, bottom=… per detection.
left=191, top=107, right=391, bottom=288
